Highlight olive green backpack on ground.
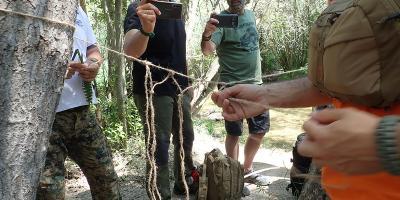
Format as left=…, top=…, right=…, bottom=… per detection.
left=197, top=149, right=244, bottom=200
left=308, top=0, right=400, bottom=108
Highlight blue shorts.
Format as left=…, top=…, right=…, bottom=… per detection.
left=225, top=111, right=270, bottom=136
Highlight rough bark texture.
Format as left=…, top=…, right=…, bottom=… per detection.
left=0, top=1, right=77, bottom=199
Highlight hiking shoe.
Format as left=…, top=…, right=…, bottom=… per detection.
left=173, top=184, right=186, bottom=196
left=173, top=167, right=200, bottom=195
left=173, top=183, right=198, bottom=195
left=242, top=185, right=251, bottom=197
left=244, top=170, right=271, bottom=186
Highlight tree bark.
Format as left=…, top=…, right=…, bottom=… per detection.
left=0, top=1, right=77, bottom=199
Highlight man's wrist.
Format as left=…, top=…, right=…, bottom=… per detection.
left=202, top=32, right=212, bottom=42
left=140, top=27, right=155, bottom=38
left=376, top=116, right=400, bottom=175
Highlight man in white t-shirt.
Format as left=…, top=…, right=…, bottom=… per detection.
left=36, top=7, right=121, bottom=200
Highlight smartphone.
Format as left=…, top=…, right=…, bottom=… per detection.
left=213, top=14, right=239, bottom=28
left=152, top=1, right=183, bottom=20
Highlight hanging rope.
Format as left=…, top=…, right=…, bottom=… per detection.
left=144, top=66, right=161, bottom=200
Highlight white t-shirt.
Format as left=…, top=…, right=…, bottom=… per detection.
left=56, top=6, right=98, bottom=113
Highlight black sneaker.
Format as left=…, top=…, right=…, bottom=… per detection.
left=173, top=182, right=198, bottom=195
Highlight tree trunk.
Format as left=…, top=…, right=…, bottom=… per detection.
left=103, top=0, right=127, bottom=134
left=113, top=0, right=128, bottom=134
left=181, top=0, right=190, bottom=22
left=0, top=1, right=77, bottom=199
left=191, top=58, right=219, bottom=115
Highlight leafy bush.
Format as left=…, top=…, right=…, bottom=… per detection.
left=97, top=97, right=143, bottom=150
left=256, top=0, right=326, bottom=80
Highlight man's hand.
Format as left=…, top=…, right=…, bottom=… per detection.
left=65, top=61, right=99, bottom=82
left=79, top=62, right=99, bottom=82
left=203, top=13, right=219, bottom=38
left=65, top=67, right=76, bottom=79
left=298, top=108, right=383, bottom=175
left=65, top=61, right=85, bottom=79
left=137, top=0, right=161, bottom=33
left=211, top=84, right=268, bottom=121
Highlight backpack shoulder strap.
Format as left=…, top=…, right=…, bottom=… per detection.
left=197, top=154, right=208, bottom=200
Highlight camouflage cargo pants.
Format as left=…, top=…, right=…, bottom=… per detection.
left=36, top=106, right=121, bottom=200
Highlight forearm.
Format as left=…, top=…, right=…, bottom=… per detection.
left=201, top=40, right=216, bottom=56
left=123, top=29, right=149, bottom=58
left=263, top=77, right=331, bottom=108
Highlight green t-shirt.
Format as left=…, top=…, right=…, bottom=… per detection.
left=211, top=9, right=262, bottom=85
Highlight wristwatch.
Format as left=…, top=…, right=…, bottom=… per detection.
left=376, top=115, right=400, bottom=175
left=140, top=28, right=155, bottom=38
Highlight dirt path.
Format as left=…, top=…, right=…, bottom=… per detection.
left=66, top=108, right=310, bottom=199
left=65, top=133, right=295, bottom=200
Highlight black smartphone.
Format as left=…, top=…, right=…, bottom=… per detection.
left=213, top=14, right=239, bottom=28
left=152, top=1, right=183, bottom=20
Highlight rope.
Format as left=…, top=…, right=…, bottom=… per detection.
left=171, top=78, right=191, bottom=200
left=0, top=8, right=75, bottom=29
left=177, top=95, right=190, bottom=200
left=71, top=35, right=307, bottom=87
left=0, top=7, right=308, bottom=88
left=144, top=66, right=161, bottom=200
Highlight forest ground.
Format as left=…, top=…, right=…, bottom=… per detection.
left=65, top=102, right=311, bottom=200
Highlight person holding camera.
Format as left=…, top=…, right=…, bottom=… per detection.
left=201, top=0, right=270, bottom=192
left=123, top=0, right=197, bottom=199
left=36, top=6, right=121, bottom=200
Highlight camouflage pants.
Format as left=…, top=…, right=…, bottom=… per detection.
left=36, top=106, right=121, bottom=200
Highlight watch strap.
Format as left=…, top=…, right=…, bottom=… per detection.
left=140, top=28, right=155, bottom=38
left=376, top=115, right=400, bottom=175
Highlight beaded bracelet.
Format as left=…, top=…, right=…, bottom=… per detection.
left=376, top=116, right=400, bottom=175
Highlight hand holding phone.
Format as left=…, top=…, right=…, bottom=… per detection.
left=212, top=14, right=239, bottom=28
left=136, top=0, right=162, bottom=33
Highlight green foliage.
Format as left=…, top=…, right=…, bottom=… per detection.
left=84, top=0, right=327, bottom=151
left=255, top=0, right=326, bottom=80
left=83, top=82, right=93, bottom=103
left=194, top=119, right=226, bottom=138
left=97, top=97, right=142, bottom=150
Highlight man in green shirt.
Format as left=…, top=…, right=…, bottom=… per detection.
left=201, top=0, right=270, bottom=191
